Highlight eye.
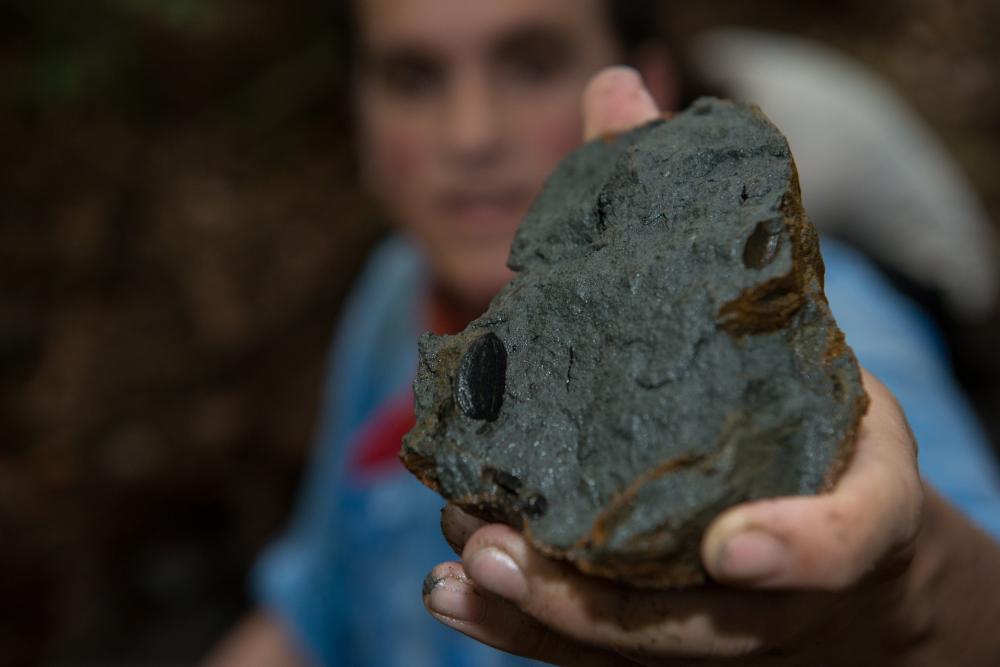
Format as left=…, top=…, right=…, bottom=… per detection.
left=455, top=333, right=507, bottom=422
left=743, top=219, right=785, bottom=269
left=505, top=52, right=562, bottom=84
left=375, top=55, right=443, bottom=98
left=496, top=34, right=571, bottom=87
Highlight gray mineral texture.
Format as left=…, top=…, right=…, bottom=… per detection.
left=401, top=98, right=868, bottom=588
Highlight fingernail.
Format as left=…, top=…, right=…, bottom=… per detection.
left=465, top=546, right=527, bottom=602
left=423, top=572, right=484, bottom=623
left=715, top=530, right=787, bottom=583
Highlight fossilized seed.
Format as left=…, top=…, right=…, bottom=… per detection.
left=455, top=333, right=507, bottom=422
left=524, top=494, right=548, bottom=519
left=743, top=218, right=785, bottom=269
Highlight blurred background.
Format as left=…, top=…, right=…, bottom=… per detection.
left=1, top=1, right=998, bottom=664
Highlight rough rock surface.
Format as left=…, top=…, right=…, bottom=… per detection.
left=401, top=98, right=868, bottom=588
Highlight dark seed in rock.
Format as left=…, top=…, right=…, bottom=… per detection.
left=484, top=467, right=523, bottom=495
left=524, top=494, right=548, bottom=519
left=743, top=219, right=785, bottom=270
left=455, top=333, right=507, bottom=421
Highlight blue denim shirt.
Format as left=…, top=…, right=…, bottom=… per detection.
left=254, top=236, right=1000, bottom=666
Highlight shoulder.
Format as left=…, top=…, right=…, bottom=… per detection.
left=321, top=235, right=427, bottom=435
left=290, top=235, right=428, bottom=526
left=337, top=234, right=426, bottom=347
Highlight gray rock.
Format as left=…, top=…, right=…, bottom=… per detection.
left=401, top=98, right=868, bottom=588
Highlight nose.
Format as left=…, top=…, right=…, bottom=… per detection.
left=444, top=70, right=502, bottom=165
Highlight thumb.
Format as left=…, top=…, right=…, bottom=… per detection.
left=702, top=370, right=922, bottom=590
left=582, top=66, right=660, bottom=141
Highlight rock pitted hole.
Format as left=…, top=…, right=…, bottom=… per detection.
left=455, top=333, right=507, bottom=421
left=743, top=218, right=785, bottom=269
left=483, top=467, right=522, bottom=494
left=524, top=494, right=548, bottom=519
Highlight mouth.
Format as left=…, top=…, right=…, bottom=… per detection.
left=437, top=187, right=534, bottom=235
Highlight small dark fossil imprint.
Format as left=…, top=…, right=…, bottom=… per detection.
left=743, top=218, right=785, bottom=269
left=523, top=494, right=548, bottom=519
left=484, top=467, right=523, bottom=495
left=455, top=333, right=507, bottom=421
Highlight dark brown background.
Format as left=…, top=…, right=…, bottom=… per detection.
left=2, top=1, right=998, bottom=665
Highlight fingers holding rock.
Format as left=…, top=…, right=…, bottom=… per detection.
left=702, top=369, right=923, bottom=590
left=582, top=66, right=660, bottom=141
left=460, top=524, right=773, bottom=659
left=440, top=504, right=487, bottom=556
left=422, top=560, right=628, bottom=666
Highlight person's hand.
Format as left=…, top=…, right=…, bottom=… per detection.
left=425, top=366, right=924, bottom=664
left=420, top=68, right=931, bottom=665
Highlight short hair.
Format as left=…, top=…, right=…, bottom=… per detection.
left=332, top=0, right=673, bottom=86
left=605, top=0, right=669, bottom=59
left=328, top=1, right=710, bottom=141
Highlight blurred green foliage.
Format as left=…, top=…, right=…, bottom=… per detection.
left=1, top=0, right=343, bottom=129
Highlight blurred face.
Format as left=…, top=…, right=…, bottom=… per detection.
left=355, top=0, right=621, bottom=310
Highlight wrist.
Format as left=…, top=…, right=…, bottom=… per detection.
left=893, top=484, right=1000, bottom=665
